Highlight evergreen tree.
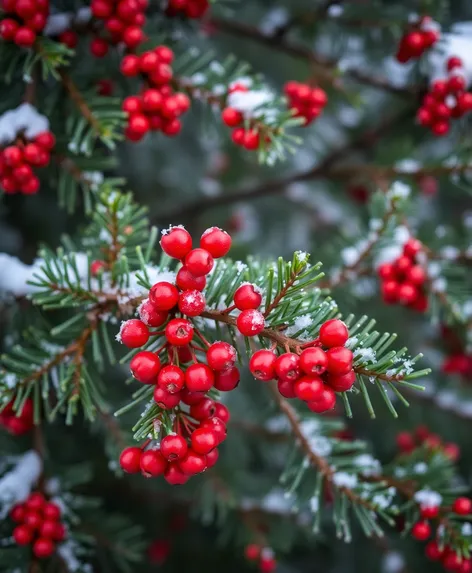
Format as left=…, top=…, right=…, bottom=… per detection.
left=1, top=1, right=472, bottom=572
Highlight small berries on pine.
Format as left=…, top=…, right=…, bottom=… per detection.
left=119, top=319, right=150, bottom=348
left=274, top=353, right=300, bottom=381
left=138, top=300, right=169, bottom=327
left=165, top=318, right=194, bottom=346
left=160, top=226, right=192, bottom=259
left=178, top=289, right=206, bottom=317
left=185, top=363, right=215, bottom=392
left=233, top=283, right=262, bottom=310
left=294, top=376, right=324, bottom=402
left=319, top=319, right=349, bottom=348
left=161, top=435, right=189, bottom=460
left=214, top=366, right=240, bottom=391
left=13, top=524, right=34, bottom=545
left=249, top=349, right=277, bottom=381
left=299, top=347, right=328, bottom=375
left=158, top=365, right=185, bottom=393
left=179, top=450, right=207, bottom=475
left=396, top=431, right=415, bottom=453
left=43, top=502, right=61, bottom=521
left=213, top=403, right=230, bottom=423
left=130, top=351, right=161, bottom=384
left=26, top=492, right=45, bottom=511
left=420, top=505, right=439, bottom=519
left=236, top=309, right=265, bottom=337
left=184, top=248, right=214, bottom=277
left=206, top=342, right=237, bottom=371
left=164, top=463, right=189, bottom=485
left=119, top=446, right=143, bottom=473
left=189, top=397, right=216, bottom=420
left=180, top=388, right=206, bottom=406
left=245, top=544, right=261, bottom=561
left=452, top=497, right=472, bottom=515
left=277, top=378, right=297, bottom=398
left=200, top=227, right=232, bottom=258
left=425, top=540, right=443, bottom=561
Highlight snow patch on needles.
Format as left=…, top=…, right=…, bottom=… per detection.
left=0, top=451, right=42, bottom=518
left=414, top=489, right=443, bottom=508
left=227, top=88, right=276, bottom=119
left=259, top=7, right=289, bottom=35
left=333, top=472, right=358, bottom=489
left=353, top=454, right=381, bottom=476
left=382, top=552, right=405, bottom=573
left=285, top=315, right=313, bottom=337
left=0, top=103, right=49, bottom=145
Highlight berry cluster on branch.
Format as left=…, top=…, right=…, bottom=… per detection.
left=0, top=0, right=49, bottom=47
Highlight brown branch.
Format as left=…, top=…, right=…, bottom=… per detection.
left=210, top=17, right=417, bottom=98
left=153, top=107, right=415, bottom=223
left=59, top=70, right=102, bottom=134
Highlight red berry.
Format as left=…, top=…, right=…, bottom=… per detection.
left=164, top=463, right=189, bottom=485
left=13, top=524, right=34, bottom=545
left=443, top=552, right=462, bottom=571
left=206, top=342, right=237, bottom=371
left=398, top=283, right=419, bottom=305
left=15, top=27, right=36, bottom=47
left=234, top=283, right=262, bottom=310
left=326, top=347, right=353, bottom=375
left=425, top=540, right=443, bottom=561
left=214, top=366, right=240, bottom=391
left=3, top=146, right=23, bottom=166
left=231, top=127, right=245, bottom=145
left=165, top=318, right=194, bottom=346
left=161, top=434, right=189, bottom=460
left=417, top=107, right=433, bottom=126
left=176, top=266, right=206, bottom=291
left=53, top=523, right=66, bottom=542
left=396, top=431, right=415, bottom=453
left=199, top=416, right=227, bottom=443
left=432, top=121, right=450, bottom=136
left=123, top=25, right=144, bottom=48
left=447, top=56, right=463, bottom=71
left=206, top=447, right=219, bottom=468
left=10, top=504, right=26, bottom=523
left=249, top=349, right=276, bottom=381
left=274, top=353, right=300, bottom=382
left=319, top=319, right=349, bottom=348
left=149, top=63, right=173, bottom=85
left=453, top=497, right=472, bottom=515
left=189, top=397, right=216, bottom=420
left=91, top=0, right=114, bottom=18
left=122, top=96, right=142, bottom=114
left=191, top=427, right=218, bottom=454
left=130, top=351, right=161, bottom=383
left=243, top=129, right=260, bottom=150
left=137, top=300, right=168, bottom=327
left=0, top=19, right=19, bottom=41
left=160, top=227, right=192, bottom=259
left=277, top=378, right=296, bottom=398
left=326, top=370, right=356, bottom=392
left=43, top=502, right=61, bottom=521
left=181, top=388, right=205, bottom=406
left=411, top=521, right=431, bottom=541
left=420, top=505, right=439, bottom=519
left=24, top=511, right=43, bottom=530
left=34, top=132, right=56, bottom=150
left=404, top=31, right=426, bottom=56
left=185, top=363, right=214, bottom=392
left=119, top=446, right=142, bottom=473
left=153, top=386, right=182, bottom=409
left=443, top=442, right=460, bottom=461
left=236, top=309, right=265, bottom=337
left=121, top=54, right=141, bottom=76
left=294, top=375, right=324, bottom=401
left=260, top=555, right=277, bottom=573
left=39, top=520, right=60, bottom=539
left=448, top=75, right=466, bottom=93
left=149, top=281, right=179, bottom=311
left=90, top=260, right=106, bottom=275
left=33, top=537, right=56, bottom=559
left=178, top=290, right=206, bottom=317
left=158, top=365, right=185, bottom=393
left=59, top=30, right=78, bottom=48
left=245, top=544, right=261, bottom=561
left=406, top=265, right=426, bottom=285
left=395, top=255, right=413, bottom=274
left=26, top=492, right=45, bottom=511
left=184, top=248, right=214, bottom=277
left=222, top=107, right=243, bottom=127
left=142, top=89, right=163, bottom=113
left=307, top=386, right=337, bottom=412
left=200, top=227, right=232, bottom=258
left=179, top=450, right=207, bottom=475
left=155, top=45, right=174, bottom=63
left=128, top=113, right=150, bottom=138
left=90, top=37, right=109, bottom=58
left=299, top=347, right=328, bottom=375
left=119, top=319, right=149, bottom=348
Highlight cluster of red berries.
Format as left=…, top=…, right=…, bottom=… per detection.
left=416, top=56, right=472, bottom=137
left=283, top=81, right=328, bottom=126
left=0, top=131, right=55, bottom=195
left=245, top=544, right=277, bottom=573
left=411, top=496, right=472, bottom=572
left=9, top=492, right=66, bottom=559
left=0, top=398, right=34, bottom=435
left=442, top=352, right=472, bottom=379
left=166, top=0, right=209, bottom=18
left=396, top=425, right=460, bottom=461
left=89, top=0, right=147, bottom=57
left=120, top=46, right=190, bottom=140
left=395, top=16, right=439, bottom=63
left=221, top=83, right=263, bottom=151
left=378, top=238, right=428, bottom=312
left=118, top=226, right=236, bottom=484
left=0, top=0, right=49, bottom=47
left=249, top=319, right=355, bottom=413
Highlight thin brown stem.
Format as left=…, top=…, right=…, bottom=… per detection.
left=59, top=70, right=101, bottom=134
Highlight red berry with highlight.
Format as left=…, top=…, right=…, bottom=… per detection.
left=161, top=434, right=189, bottom=460
left=130, top=351, right=161, bottom=383
left=185, top=363, right=214, bottom=392
left=206, top=342, right=237, bottom=371
left=160, top=227, right=192, bottom=259
left=140, top=449, right=168, bottom=476
left=249, top=349, right=276, bottom=381
left=200, top=227, right=232, bottom=258
left=176, top=266, right=206, bottom=291
left=234, top=284, right=262, bottom=310
left=307, top=386, right=337, bottom=413
left=236, top=309, right=265, bottom=336
left=294, top=376, right=324, bottom=402
left=191, top=427, right=218, bottom=454
left=119, top=447, right=142, bottom=473
left=326, top=347, right=353, bottom=375
left=214, top=367, right=240, bottom=391
left=165, top=318, right=194, bottom=346
left=184, top=248, right=214, bottom=277
left=274, top=353, right=300, bottom=381
left=319, top=319, right=349, bottom=348
left=120, top=319, right=149, bottom=348
left=299, top=347, right=328, bottom=375
left=158, top=365, right=185, bottom=394
left=178, top=290, right=206, bottom=317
